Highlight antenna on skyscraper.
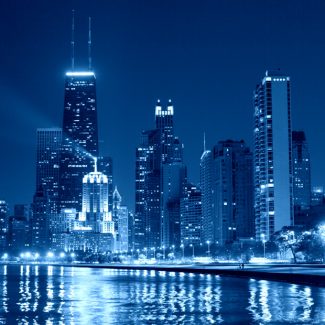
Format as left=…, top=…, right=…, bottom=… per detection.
left=88, top=17, right=92, bottom=70
left=71, top=9, right=75, bottom=70
left=203, top=132, right=206, bottom=152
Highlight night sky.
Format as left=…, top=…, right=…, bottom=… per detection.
left=1, top=0, right=324, bottom=211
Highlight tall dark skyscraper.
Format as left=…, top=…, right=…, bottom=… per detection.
left=0, top=201, right=8, bottom=251
left=36, top=128, right=62, bottom=214
left=292, top=131, right=311, bottom=210
left=60, top=71, right=99, bottom=211
left=31, top=189, right=50, bottom=251
left=180, top=183, right=202, bottom=246
left=212, top=140, right=254, bottom=244
left=98, top=156, right=113, bottom=213
left=200, top=142, right=214, bottom=244
left=134, top=100, right=186, bottom=249
left=254, top=71, right=293, bottom=241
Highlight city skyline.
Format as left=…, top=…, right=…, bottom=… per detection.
left=1, top=0, right=325, bottom=211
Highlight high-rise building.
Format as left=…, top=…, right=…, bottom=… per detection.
left=0, top=201, right=8, bottom=251
left=212, top=140, right=254, bottom=244
left=311, top=186, right=324, bottom=206
left=98, top=156, right=113, bottom=212
left=254, top=71, right=293, bottom=241
left=180, top=183, right=202, bottom=246
left=134, top=129, right=160, bottom=250
left=200, top=145, right=214, bottom=243
left=36, top=128, right=62, bottom=215
left=8, top=216, right=30, bottom=252
left=161, top=160, right=187, bottom=247
left=112, top=187, right=129, bottom=252
left=31, top=189, right=50, bottom=251
left=78, top=158, right=113, bottom=234
left=292, top=131, right=311, bottom=210
left=60, top=71, right=99, bottom=212
left=134, top=100, right=186, bottom=249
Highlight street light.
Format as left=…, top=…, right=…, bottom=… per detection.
left=190, top=244, right=195, bottom=259
left=151, top=247, right=156, bottom=259
left=180, top=244, right=184, bottom=260
left=206, top=240, right=211, bottom=257
left=144, top=247, right=148, bottom=259
left=162, top=246, right=166, bottom=260
left=261, top=234, right=266, bottom=259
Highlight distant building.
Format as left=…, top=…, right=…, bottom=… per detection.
left=292, top=131, right=311, bottom=210
left=180, top=183, right=202, bottom=246
left=8, top=216, right=30, bottom=252
left=36, top=128, right=62, bottom=215
left=112, top=187, right=129, bottom=252
left=311, top=186, right=324, bottom=207
left=254, top=71, right=293, bottom=241
left=53, top=159, right=115, bottom=252
left=60, top=71, right=99, bottom=212
left=212, top=140, right=254, bottom=244
left=98, top=156, right=113, bottom=212
left=134, top=100, right=187, bottom=249
left=200, top=146, right=214, bottom=243
left=31, top=189, right=50, bottom=251
left=128, top=211, right=135, bottom=251
left=0, top=201, right=8, bottom=251
left=14, top=204, right=30, bottom=221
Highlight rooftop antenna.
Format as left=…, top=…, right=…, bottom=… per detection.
left=71, top=9, right=75, bottom=70
left=88, top=17, right=92, bottom=70
left=203, top=132, right=206, bottom=152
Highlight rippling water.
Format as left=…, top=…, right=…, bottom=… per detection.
left=0, top=264, right=325, bottom=324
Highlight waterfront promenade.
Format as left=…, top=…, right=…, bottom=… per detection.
left=51, top=262, right=325, bottom=287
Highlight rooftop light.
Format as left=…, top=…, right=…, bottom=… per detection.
left=66, top=71, right=95, bottom=77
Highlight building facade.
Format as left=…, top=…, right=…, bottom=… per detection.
left=0, top=201, right=8, bottom=251
left=292, top=131, right=311, bottom=210
left=180, top=183, right=202, bottom=246
left=212, top=140, right=254, bottom=244
left=134, top=100, right=186, bottom=249
left=254, top=71, right=293, bottom=241
left=36, top=128, right=62, bottom=215
left=60, top=71, right=99, bottom=212
left=200, top=148, right=214, bottom=243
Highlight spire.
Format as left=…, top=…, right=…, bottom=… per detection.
left=71, top=9, right=75, bottom=70
left=88, top=17, right=92, bottom=70
left=203, top=132, right=206, bottom=152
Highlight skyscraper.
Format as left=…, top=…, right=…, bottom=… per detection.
left=212, top=140, right=254, bottom=244
left=31, top=188, right=50, bottom=250
left=60, top=71, right=98, bottom=212
left=292, top=131, right=311, bottom=210
left=180, top=183, right=202, bottom=246
left=200, top=142, right=214, bottom=243
left=98, top=156, right=113, bottom=212
left=36, top=128, right=62, bottom=214
left=134, top=129, right=160, bottom=250
left=254, top=71, right=293, bottom=241
left=78, top=158, right=113, bottom=234
left=112, top=187, right=129, bottom=252
left=134, top=100, right=186, bottom=249
left=0, top=201, right=8, bottom=251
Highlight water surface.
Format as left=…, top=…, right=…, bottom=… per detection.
left=0, top=264, right=324, bottom=324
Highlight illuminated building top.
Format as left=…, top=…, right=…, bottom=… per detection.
left=66, top=71, right=95, bottom=77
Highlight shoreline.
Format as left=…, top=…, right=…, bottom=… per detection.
left=8, top=262, right=323, bottom=287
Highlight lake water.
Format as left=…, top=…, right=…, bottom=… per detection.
left=0, top=264, right=324, bottom=324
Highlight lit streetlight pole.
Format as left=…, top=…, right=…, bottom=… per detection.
left=206, top=240, right=210, bottom=257
left=162, top=246, right=166, bottom=260
left=190, top=244, right=195, bottom=259
left=180, top=244, right=184, bottom=260
left=261, top=234, right=266, bottom=259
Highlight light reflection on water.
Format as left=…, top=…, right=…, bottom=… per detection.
left=0, top=265, right=324, bottom=324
